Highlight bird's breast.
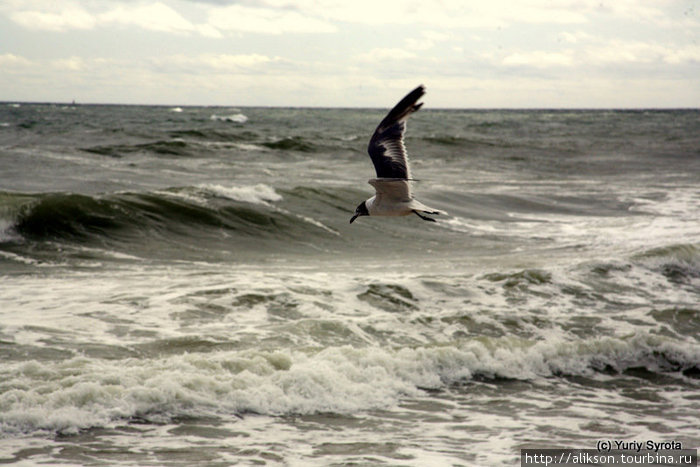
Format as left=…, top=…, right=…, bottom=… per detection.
left=366, top=196, right=413, bottom=217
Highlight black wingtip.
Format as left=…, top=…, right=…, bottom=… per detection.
left=403, top=85, right=426, bottom=109
left=378, top=85, right=426, bottom=129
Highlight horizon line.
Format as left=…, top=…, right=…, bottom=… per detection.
left=2, top=100, right=699, bottom=111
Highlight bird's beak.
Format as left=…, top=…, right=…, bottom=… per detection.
left=349, top=213, right=359, bottom=224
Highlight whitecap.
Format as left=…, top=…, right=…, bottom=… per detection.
left=0, top=250, right=40, bottom=266
left=200, top=184, right=337, bottom=234
left=1, top=333, right=697, bottom=436
left=210, top=113, right=248, bottom=124
left=153, top=184, right=282, bottom=208
left=0, top=218, right=20, bottom=243
left=234, top=143, right=267, bottom=152
left=170, top=107, right=183, bottom=113
left=199, top=183, right=282, bottom=205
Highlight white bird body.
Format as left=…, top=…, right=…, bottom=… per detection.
left=364, top=179, right=445, bottom=217
left=350, top=85, right=446, bottom=224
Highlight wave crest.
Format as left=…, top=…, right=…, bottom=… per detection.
left=1, top=333, right=697, bottom=436
left=0, top=184, right=347, bottom=262
left=199, top=183, right=283, bottom=205
left=210, top=113, right=248, bottom=123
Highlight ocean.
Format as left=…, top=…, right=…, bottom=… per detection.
left=0, top=102, right=698, bottom=466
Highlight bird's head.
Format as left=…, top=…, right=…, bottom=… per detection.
left=349, top=201, right=369, bottom=224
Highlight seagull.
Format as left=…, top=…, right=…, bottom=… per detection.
left=350, top=85, right=446, bottom=224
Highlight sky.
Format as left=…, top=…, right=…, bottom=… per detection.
left=1, top=0, right=698, bottom=107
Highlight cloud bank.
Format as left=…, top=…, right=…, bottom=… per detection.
left=1, top=0, right=698, bottom=106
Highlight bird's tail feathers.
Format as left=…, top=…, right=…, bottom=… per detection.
left=422, top=209, right=447, bottom=215
left=412, top=203, right=447, bottom=216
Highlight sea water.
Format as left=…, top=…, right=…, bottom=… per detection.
left=1, top=103, right=699, bottom=465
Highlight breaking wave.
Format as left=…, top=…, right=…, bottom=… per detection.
left=0, top=185, right=289, bottom=240
left=210, top=113, right=248, bottom=123
left=0, top=333, right=697, bottom=436
left=0, top=185, right=350, bottom=263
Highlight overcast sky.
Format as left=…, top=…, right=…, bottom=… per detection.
left=1, top=0, right=698, bottom=107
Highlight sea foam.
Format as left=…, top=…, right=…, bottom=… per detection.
left=210, top=113, right=248, bottom=124
left=1, top=333, right=697, bottom=436
left=199, top=183, right=282, bottom=205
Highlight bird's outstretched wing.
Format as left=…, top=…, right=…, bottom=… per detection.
left=367, top=85, right=425, bottom=179
left=368, top=178, right=412, bottom=202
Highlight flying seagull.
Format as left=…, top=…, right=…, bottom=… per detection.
left=350, top=85, right=446, bottom=224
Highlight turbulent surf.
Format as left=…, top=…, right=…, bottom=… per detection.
left=1, top=103, right=698, bottom=465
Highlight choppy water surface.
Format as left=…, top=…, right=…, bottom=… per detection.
left=1, top=103, right=699, bottom=465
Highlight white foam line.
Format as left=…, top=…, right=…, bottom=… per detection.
left=210, top=113, right=248, bottom=123
left=200, top=183, right=282, bottom=205
left=0, top=250, right=41, bottom=265
left=275, top=207, right=340, bottom=236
